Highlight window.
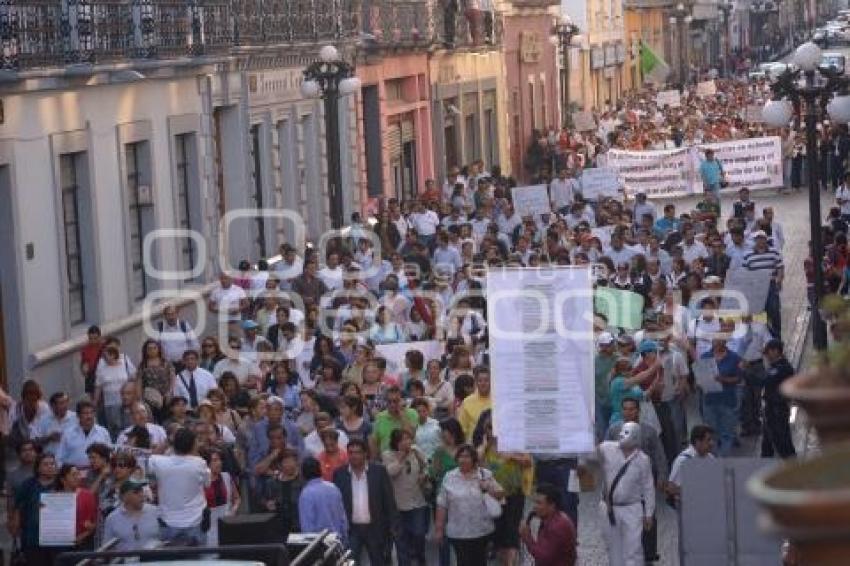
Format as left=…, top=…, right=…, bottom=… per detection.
left=60, top=153, right=86, bottom=325
left=174, top=133, right=197, bottom=278
left=125, top=141, right=154, bottom=301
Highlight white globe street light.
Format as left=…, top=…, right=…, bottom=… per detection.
left=300, top=79, right=321, bottom=98
left=827, top=94, right=850, bottom=124
left=793, top=42, right=822, bottom=72
left=338, top=76, right=362, bottom=96
left=762, top=99, right=794, bottom=127
left=319, top=45, right=340, bottom=63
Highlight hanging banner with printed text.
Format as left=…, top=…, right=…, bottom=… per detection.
left=696, top=137, right=783, bottom=194
left=607, top=147, right=692, bottom=198
left=607, top=136, right=783, bottom=198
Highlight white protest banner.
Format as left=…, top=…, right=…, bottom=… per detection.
left=580, top=167, right=621, bottom=200
left=696, top=80, right=717, bottom=97
left=719, top=268, right=773, bottom=315
left=656, top=89, right=681, bottom=108
left=486, top=266, right=595, bottom=453
left=572, top=111, right=596, bottom=132
left=745, top=104, right=764, bottom=123
left=607, top=147, right=692, bottom=198
left=696, top=136, right=783, bottom=193
left=692, top=358, right=722, bottom=393
left=375, top=341, right=445, bottom=375
left=511, top=184, right=551, bottom=216
left=39, top=492, right=77, bottom=546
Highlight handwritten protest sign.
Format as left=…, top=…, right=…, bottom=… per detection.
left=719, top=268, right=773, bottom=315
left=572, top=111, right=596, bottom=132
left=595, top=288, right=645, bottom=330
left=656, top=89, right=681, bottom=108
left=696, top=80, right=717, bottom=97
left=511, top=185, right=551, bottom=216
left=580, top=167, right=620, bottom=200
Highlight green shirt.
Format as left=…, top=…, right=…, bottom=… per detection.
left=372, top=408, right=419, bottom=453
left=594, top=352, right=617, bottom=406
left=429, top=446, right=458, bottom=488
left=482, top=449, right=524, bottom=496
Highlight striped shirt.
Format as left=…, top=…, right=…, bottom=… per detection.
left=742, top=248, right=783, bottom=275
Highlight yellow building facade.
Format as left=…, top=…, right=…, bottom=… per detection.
left=623, top=3, right=670, bottom=91
left=428, top=50, right=512, bottom=179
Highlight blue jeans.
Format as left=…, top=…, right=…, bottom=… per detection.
left=397, top=506, right=429, bottom=566
left=703, top=400, right=737, bottom=457
left=160, top=523, right=206, bottom=547
left=534, top=458, right=579, bottom=528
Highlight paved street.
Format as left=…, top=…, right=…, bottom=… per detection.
left=576, top=188, right=816, bottom=566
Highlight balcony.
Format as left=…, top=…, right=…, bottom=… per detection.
left=0, top=0, right=358, bottom=72
left=361, top=0, right=502, bottom=52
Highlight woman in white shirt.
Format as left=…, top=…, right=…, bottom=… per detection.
left=95, top=346, right=134, bottom=438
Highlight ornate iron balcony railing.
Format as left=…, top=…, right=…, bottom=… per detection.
left=0, top=0, right=492, bottom=72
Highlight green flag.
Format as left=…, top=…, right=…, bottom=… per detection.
left=639, top=44, right=670, bottom=85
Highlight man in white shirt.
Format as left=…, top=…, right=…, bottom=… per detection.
left=604, top=232, right=638, bottom=267
left=496, top=202, right=522, bottom=237
left=632, top=192, right=657, bottom=224
left=213, top=337, right=262, bottom=386
left=116, top=403, right=168, bottom=449
left=725, top=229, right=751, bottom=270
left=149, top=427, right=211, bottom=546
left=550, top=168, right=577, bottom=212
left=667, top=425, right=715, bottom=502
left=680, top=226, right=709, bottom=266
left=208, top=272, right=248, bottom=327
left=57, top=400, right=111, bottom=468
left=687, top=297, right=721, bottom=358
left=410, top=202, right=440, bottom=247
left=241, top=320, right=271, bottom=363
left=317, top=251, right=345, bottom=292
left=173, top=350, right=218, bottom=410
left=156, top=304, right=200, bottom=370
left=34, top=392, right=77, bottom=455
left=761, top=207, right=785, bottom=251
left=273, top=244, right=304, bottom=291
left=442, top=167, right=467, bottom=203
left=432, top=233, right=463, bottom=276
left=597, top=423, right=655, bottom=566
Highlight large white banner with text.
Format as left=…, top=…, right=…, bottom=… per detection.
left=486, top=266, right=595, bottom=454
left=608, top=136, right=783, bottom=198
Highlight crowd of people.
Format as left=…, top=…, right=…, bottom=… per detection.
left=4, top=73, right=838, bottom=566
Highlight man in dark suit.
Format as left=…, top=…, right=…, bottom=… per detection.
left=332, top=438, right=399, bottom=564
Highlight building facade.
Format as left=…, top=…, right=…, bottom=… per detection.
left=623, top=0, right=672, bottom=90
left=503, top=0, right=561, bottom=179
left=0, top=0, right=359, bottom=395
left=563, top=0, right=628, bottom=112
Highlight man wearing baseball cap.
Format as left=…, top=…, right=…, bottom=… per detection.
left=103, top=479, right=161, bottom=551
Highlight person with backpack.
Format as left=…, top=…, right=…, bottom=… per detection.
left=157, top=305, right=199, bottom=373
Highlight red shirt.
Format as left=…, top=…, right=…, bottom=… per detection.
left=75, top=488, right=98, bottom=538
left=520, top=511, right=577, bottom=566
left=80, top=343, right=102, bottom=374
left=318, top=450, right=348, bottom=481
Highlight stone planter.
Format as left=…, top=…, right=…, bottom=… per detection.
left=781, top=370, right=850, bottom=447
left=748, top=444, right=850, bottom=566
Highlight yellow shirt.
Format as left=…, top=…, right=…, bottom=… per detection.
left=458, top=393, right=492, bottom=440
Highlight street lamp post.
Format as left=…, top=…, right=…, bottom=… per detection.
left=718, top=1, right=733, bottom=78
left=670, top=3, right=692, bottom=86
left=763, top=42, right=850, bottom=350
left=551, top=15, right=580, bottom=129
left=301, top=45, right=361, bottom=230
